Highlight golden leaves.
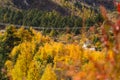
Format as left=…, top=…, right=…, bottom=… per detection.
left=3, top=25, right=120, bottom=80
left=41, top=64, right=57, bottom=80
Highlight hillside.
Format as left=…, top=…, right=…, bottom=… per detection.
left=0, top=0, right=115, bottom=15
left=0, top=0, right=120, bottom=80
left=0, top=0, right=114, bottom=28
left=12, top=0, right=115, bottom=10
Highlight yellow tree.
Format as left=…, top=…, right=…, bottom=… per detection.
left=27, top=61, right=41, bottom=80
left=41, top=64, right=57, bottom=80
left=10, top=42, right=35, bottom=80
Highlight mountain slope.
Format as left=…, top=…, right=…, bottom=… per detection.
left=0, top=0, right=115, bottom=10
left=0, top=0, right=116, bottom=16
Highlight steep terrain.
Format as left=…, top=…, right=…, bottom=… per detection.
left=0, top=0, right=116, bottom=13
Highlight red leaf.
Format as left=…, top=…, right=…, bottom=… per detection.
left=117, top=3, right=120, bottom=13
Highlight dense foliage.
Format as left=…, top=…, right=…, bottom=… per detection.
left=0, top=18, right=120, bottom=80
left=0, top=3, right=120, bottom=80
left=0, top=8, right=104, bottom=28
